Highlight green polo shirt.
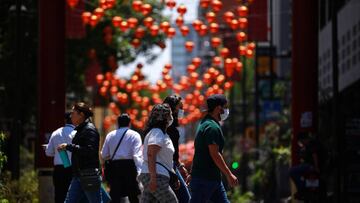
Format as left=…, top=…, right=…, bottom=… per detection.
left=191, top=114, right=225, bottom=181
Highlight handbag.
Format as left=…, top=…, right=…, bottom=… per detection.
left=104, top=129, right=128, bottom=181
left=78, top=168, right=101, bottom=191
left=156, top=162, right=179, bottom=190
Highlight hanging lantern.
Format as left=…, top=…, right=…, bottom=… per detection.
left=203, top=73, right=212, bottom=85
left=211, top=0, right=223, bottom=12
left=89, top=15, right=99, bottom=28
left=119, top=21, right=129, bottom=32
left=81, top=12, right=92, bottom=24
left=238, top=18, right=248, bottom=29
left=180, top=25, right=190, bottom=36
left=236, top=32, right=247, bottom=42
left=110, top=86, right=118, bottom=95
left=99, top=86, right=108, bottom=97
left=220, top=48, right=230, bottom=58
left=127, top=17, right=138, bottom=28
left=237, top=6, right=249, bottom=17
left=94, top=7, right=104, bottom=18
left=185, top=41, right=194, bottom=52
left=192, top=19, right=203, bottom=31
left=247, top=42, right=256, bottom=50
left=96, top=74, right=104, bottom=85
left=200, top=0, right=211, bottom=8
left=67, top=0, right=79, bottom=8
left=246, top=49, right=254, bottom=58
left=135, top=27, right=146, bottom=38
left=236, top=61, right=243, bottom=72
left=166, top=0, right=176, bottom=9
left=238, top=45, right=247, bottom=56
left=195, top=80, right=203, bottom=90
left=112, top=16, right=122, bottom=27
left=131, top=38, right=141, bottom=48
left=132, top=0, right=142, bottom=12
left=205, top=12, right=216, bottom=23
left=223, top=11, right=235, bottom=24
left=209, top=23, right=219, bottom=33
left=211, top=37, right=222, bottom=48
left=224, top=58, right=235, bottom=77
left=192, top=57, right=202, bottom=67
left=230, top=19, right=239, bottom=30
left=175, top=16, right=184, bottom=27
left=212, top=56, right=222, bottom=66
left=198, top=24, right=208, bottom=36
left=166, top=27, right=176, bottom=38
left=216, top=74, right=225, bottom=85
left=164, top=63, right=172, bottom=70
left=160, top=21, right=170, bottom=33
left=143, top=17, right=154, bottom=28
left=177, top=4, right=187, bottom=16
left=187, top=64, right=196, bottom=72
left=150, top=24, right=159, bottom=36
left=141, top=4, right=152, bottom=16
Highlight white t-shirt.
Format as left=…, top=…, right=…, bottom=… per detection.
left=141, top=128, right=175, bottom=177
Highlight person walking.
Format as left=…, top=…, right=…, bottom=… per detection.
left=139, top=104, right=179, bottom=203
left=163, top=95, right=191, bottom=203
left=58, top=102, right=102, bottom=203
left=190, top=94, right=238, bottom=203
left=45, top=112, right=74, bottom=203
left=101, top=113, right=142, bottom=203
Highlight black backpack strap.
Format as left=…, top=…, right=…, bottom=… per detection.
left=156, top=161, right=172, bottom=173
left=110, top=129, right=129, bottom=161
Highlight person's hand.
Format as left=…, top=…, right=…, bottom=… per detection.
left=226, top=173, right=238, bottom=188
left=149, top=177, right=157, bottom=192
left=185, top=174, right=191, bottom=185
left=57, top=143, right=67, bottom=151
left=178, top=165, right=189, bottom=178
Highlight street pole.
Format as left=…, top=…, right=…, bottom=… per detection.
left=254, top=43, right=259, bottom=149
left=269, top=0, right=274, bottom=99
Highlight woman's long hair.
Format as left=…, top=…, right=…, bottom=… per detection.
left=143, top=103, right=172, bottom=136
left=163, top=94, right=182, bottom=127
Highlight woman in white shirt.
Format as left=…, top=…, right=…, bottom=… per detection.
left=139, top=104, right=179, bottom=203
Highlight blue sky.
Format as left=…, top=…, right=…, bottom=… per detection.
left=116, top=0, right=199, bottom=83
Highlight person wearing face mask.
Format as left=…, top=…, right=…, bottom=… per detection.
left=139, top=104, right=179, bottom=203
left=189, top=94, right=238, bottom=203
left=163, top=95, right=191, bottom=203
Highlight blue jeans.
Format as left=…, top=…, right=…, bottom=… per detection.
left=175, top=166, right=191, bottom=203
left=189, top=177, right=230, bottom=203
left=65, top=177, right=103, bottom=203
left=289, top=163, right=312, bottom=191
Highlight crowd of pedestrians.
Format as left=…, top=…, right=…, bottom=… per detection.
left=45, top=93, right=238, bottom=203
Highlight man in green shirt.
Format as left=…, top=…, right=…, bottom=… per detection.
left=190, top=94, right=238, bottom=203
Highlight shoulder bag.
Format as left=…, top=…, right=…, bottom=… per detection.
left=156, top=162, right=179, bottom=190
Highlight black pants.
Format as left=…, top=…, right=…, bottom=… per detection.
left=53, top=165, right=73, bottom=203
left=108, top=159, right=140, bottom=203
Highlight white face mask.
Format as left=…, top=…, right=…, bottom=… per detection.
left=167, top=115, right=174, bottom=127
left=220, top=108, right=229, bottom=121
left=178, top=109, right=184, bottom=118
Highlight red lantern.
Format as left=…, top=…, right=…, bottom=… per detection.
left=216, top=74, right=225, bottom=85
left=175, top=16, right=184, bottom=27
left=166, top=0, right=176, bottom=9
left=200, top=0, right=211, bottom=8
left=192, top=20, right=203, bottom=31
left=132, top=0, right=142, bottom=12
left=230, top=19, right=239, bottom=30
left=81, top=12, right=91, bottom=24
left=211, top=0, right=223, bottom=12
left=131, top=38, right=141, bottom=48
left=187, top=64, right=196, bottom=72
left=89, top=15, right=99, bottom=28
left=224, top=58, right=235, bottom=77
left=223, top=11, right=235, bottom=23
left=119, top=21, right=129, bottom=32
left=236, top=32, right=247, bottom=42
left=238, top=18, right=248, bottom=29
left=209, top=23, right=219, bottom=33
left=177, top=5, right=187, bottom=16
left=150, top=25, right=159, bottom=36
left=110, top=86, right=118, bottom=95
left=192, top=57, right=202, bottom=67
left=246, top=49, right=254, bottom=58
left=236, top=61, right=243, bottom=72
left=211, top=37, right=222, bottom=48
left=135, top=27, right=146, bottom=38
left=198, top=24, right=208, bottom=36
left=203, top=73, right=212, bottom=84
left=96, top=74, right=104, bottom=84
left=143, top=17, right=154, bottom=28
left=166, top=27, right=176, bottom=38
left=99, top=86, right=108, bottom=97
left=160, top=21, right=170, bottom=33
left=185, top=41, right=194, bottom=52
left=195, top=80, right=203, bottom=90
left=220, top=48, right=230, bottom=58
left=67, top=0, right=79, bottom=8
left=141, top=4, right=152, bottom=16
left=212, top=56, right=222, bottom=66
left=205, top=12, right=216, bottom=23
left=180, top=25, right=190, bottom=36
left=164, top=63, right=172, bottom=70
left=94, top=7, right=104, bottom=18
left=247, top=42, right=256, bottom=50
left=237, top=6, right=249, bottom=17
left=127, top=17, right=138, bottom=28
left=238, top=45, right=246, bottom=56
left=112, top=16, right=122, bottom=27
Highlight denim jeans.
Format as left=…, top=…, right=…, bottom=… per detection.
left=174, top=166, right=191, bottom=203
left=64, top=177, right=103, bottom=203
left=289, top=163, right=312, bottom=191
left=189, top=177, right=230, bottom=203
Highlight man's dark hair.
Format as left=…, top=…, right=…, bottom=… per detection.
left=163, top=94, right=182, bottom=114
left=207, top=94, right=228, bottom=112
left=73, top=102, right=93, bottom=118
left=117, top=113, right=131, bottom=128
left=64, top=112, right=72, bottom=124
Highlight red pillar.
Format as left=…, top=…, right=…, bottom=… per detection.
left=37, top=0, right=65, bottom=168
left=291, top=0, right=318, bottom=165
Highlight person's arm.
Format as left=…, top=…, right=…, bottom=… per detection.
left=208, top=144, right=238, bottom=187
left=101, top=134, right=110, bottom=160
left=45, top=133, right=56, bottom=157
left=132, top=134, right=143, bottom=175
left=65, top=129, right=99, bottom=155
left=147, top=144, right=161, bottom=192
